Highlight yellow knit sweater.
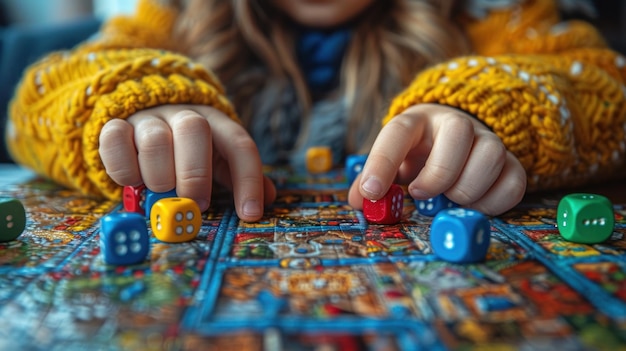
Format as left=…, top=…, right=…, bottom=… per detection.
left=6, top=0, right=626, bottom=201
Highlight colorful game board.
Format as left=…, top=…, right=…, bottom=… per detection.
left=0, top=166, right=625, bottom=350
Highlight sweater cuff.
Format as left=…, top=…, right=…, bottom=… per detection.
left=384, top=55, right=579, bottom=190
left=81, top=55, right=237, bottom=200
left=385, top=53, right=626, bottom=191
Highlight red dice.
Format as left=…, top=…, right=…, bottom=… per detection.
left=362, top=184, right=404, bottom=224
left=123, top=184, right=147, bottom=214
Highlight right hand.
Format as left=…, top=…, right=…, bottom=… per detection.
left=99, top=104, right=276, bottom=222
left=348, top=103, right=527, bottom=216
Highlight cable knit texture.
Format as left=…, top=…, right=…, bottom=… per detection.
left=6, top=0, right=626, bottom=199
left=386, top=0, right=626, bottom=191
left=7, top=0, right=237, bottom=200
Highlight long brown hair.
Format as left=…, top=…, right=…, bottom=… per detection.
left=173, top=0, right=470, bottom=155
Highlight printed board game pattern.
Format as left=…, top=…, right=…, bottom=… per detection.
left=0, top=169, right=625, bottom=350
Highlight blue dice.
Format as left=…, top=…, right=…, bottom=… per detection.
left=414, top=194, right=457, bottom=216
left=0, top=197, right=26, bottom=242
left=345, top=154, right=368, bottom=185
left=100, top=212, right=150, bottom=265
left=430, top=208, right=491, bottom=263
left=144, top=188, right=177, bottom=218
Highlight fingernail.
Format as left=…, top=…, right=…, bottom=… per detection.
left=362, top=176, right=383, bottom=197
left=409, top=187, right=430, bottom=200
left=242, top=199, right=262, bottom=218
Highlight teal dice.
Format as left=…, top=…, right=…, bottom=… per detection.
left=0, top=197, right=26, bottom=242
left=556, top=193, right=614, bottom=244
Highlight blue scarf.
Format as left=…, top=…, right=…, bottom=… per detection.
left=296, top=27, right=352, bottom=94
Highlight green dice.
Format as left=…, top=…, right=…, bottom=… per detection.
left=0, top=197, right=26, bottom=242
left=556, top=193, right=614, bottom=244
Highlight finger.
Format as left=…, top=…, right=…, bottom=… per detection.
left=468, top=152, right=527, bottom=215
left=348, top=172, right=365, bottom=209
left=132, top=116, right=176, bottom=192
left=208, top=115, right=266, bottom=222
left=99, top=119, right=142, bottom=186
left=358, top=113, right=426, bottom=200
left=168, top=110, right=213, bottom=211
left=262, top=176, right=278, bottom=206
left=444, top=132, right=507, bottom=205
left=408, top=114, right=475, bottom=199
left=214, top=166, right=277, bottom=207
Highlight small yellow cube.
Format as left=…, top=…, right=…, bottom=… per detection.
left=306, top=146, right=332, bottom=174
left=150, top=197, right=201, bottom=243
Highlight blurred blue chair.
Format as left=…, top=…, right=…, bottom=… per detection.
left=0, top=17, right=101, bottom=163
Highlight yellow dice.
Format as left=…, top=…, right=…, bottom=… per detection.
left=150, top=197, right=201, bottom=243
left=306, top=146, right=332, bottom=174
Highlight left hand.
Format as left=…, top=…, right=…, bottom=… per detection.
left=347, top=103, right=527, bottom=216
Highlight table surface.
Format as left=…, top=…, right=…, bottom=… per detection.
left=0, top=163, right=36, bottom=185
left=0, top=165, right=625, bottom=351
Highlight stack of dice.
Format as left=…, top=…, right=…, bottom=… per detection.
left=99, top=186, right=202, bottom=265
left=362, top=187, right=491, bottom=263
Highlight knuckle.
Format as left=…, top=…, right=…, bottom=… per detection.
left=135, top=127, right=172, bottom=155
left=177, top=166, right=211, bottom=185
left=99, top=120, right=129, bottom=146
left=229, top=132, right=258, bottom=152
left=441, top=112, right=474, bottom=132
left=503, top=169, right=528, bottom=202
left=237, top=173, right=264, bottom=188
left=423, top=162, right=456, bottom=186
left=481, top=135, right=507, bottom=156
left=387, top=113, right=415, bottom=129
left=171, top=111, right=211, bottom=133
left=385, top=115, right=418, bottom=139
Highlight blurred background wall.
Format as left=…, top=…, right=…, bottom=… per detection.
left=581, top=1, right=626, bottom=54
left=0, top=0, right=137, bottom=25
left=0, top=0, right=138, bottom=163
left=0, top=0, right=93, bottom=25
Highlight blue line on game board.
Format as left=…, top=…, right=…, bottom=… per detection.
left=180, top=208, right=237, bottom=329
left=196, top=314, right=417, bottom=334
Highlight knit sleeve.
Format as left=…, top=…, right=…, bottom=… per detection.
left=384, top=49, right=626, bottom=191
left=5, top=0, right=237, bottom=200
left=384, top=0, right=626, bottom=191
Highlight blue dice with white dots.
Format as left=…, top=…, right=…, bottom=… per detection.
left=100, top=212, right=150, bottom=265
left=430, top=208, right=491, bottom=263
left=144, top=189, right=177, bottom=218
left=415, top=194, right=457, bottom=216
left=345, top=154, right=368, bottom=185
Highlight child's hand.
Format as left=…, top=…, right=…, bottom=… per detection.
left=99, top=104, right=276, bottom=221
left=348, top=103, right=527, bottom=215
